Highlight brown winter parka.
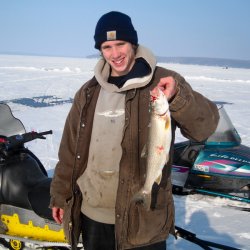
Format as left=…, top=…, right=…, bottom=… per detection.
left=50, top=66, right=219, bottom=249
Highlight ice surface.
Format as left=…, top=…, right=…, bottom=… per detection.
left=1, top=54, right=249, bottom=249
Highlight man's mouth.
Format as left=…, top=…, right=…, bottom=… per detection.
left=112, top=57, right=125, bottom=67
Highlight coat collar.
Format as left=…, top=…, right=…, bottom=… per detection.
left=94, top=45, right=157, bottom=93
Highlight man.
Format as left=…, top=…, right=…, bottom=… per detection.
left=50, top=11, right=219, bottom=250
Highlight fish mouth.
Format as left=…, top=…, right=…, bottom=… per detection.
left=150, top=87, right=162, bottom=102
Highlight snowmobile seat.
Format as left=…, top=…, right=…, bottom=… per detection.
left=174, top=141, right=204, bottom=167
left=28, top=178, right=53, bottom=221
left=0, top=153, right=48, bottom=209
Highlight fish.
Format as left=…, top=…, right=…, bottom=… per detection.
left=132, top=87, right=172, bottom=210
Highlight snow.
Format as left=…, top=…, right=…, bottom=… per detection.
left=1, top=54, right=250, bottom=249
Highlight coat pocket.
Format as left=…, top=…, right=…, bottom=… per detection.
left=62, top=193, right=83, bottom=248
left=62, top=196, right=74, bottom=244
left=127, top=188, right=173, bottom=245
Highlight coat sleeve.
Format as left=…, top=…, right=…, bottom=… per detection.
left=169, top=73, right=219, bottom=142
left=50, top=88, right=83, bottom=208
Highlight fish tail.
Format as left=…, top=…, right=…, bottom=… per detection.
left=131, top=189, right=152, bottom=211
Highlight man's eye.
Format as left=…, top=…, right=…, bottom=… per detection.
left=117, top=42, right=125, bottom=46
left=102, top=46, right=110, bottom=50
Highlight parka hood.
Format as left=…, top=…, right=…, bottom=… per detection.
left=94, top=45, right=157, bottom=92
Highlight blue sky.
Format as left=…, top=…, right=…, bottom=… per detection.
left=1, top=0, right=250, bottom=60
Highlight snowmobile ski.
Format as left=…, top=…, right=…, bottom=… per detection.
left=194, top=189, right=250, bottom=204
left=175, top=226, right=241, bottom=250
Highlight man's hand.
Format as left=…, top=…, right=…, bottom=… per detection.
left=157, top=76, right=177, bottom=101
left=52, top=207, right=64, bottom=224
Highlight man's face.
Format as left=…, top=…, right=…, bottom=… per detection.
left=100, top=40, right=136, bottom=77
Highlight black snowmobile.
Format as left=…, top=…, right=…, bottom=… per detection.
left=0, top=103, right=70, bottom=250
left=172, top=105, right=250, bottom=207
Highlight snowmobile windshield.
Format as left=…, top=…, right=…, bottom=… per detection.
left=206, top=105, right=241, bottom=147
left=0, top=103, right=26, bottom=137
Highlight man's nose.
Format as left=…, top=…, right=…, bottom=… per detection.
left=111, top=47, right=120, bottom=58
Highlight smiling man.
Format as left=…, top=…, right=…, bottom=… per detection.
left=50, top=11, right=219, bottom=250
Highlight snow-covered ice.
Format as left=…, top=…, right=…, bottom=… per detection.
left=0, top=54, right=250, bottom=249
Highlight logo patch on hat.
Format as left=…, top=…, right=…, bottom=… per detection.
left=107, top=31, right=116, bottom=40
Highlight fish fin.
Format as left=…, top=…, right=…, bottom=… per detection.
left=132, top=190, right=152, bottom=211
left=165, top=116, right=170, bottom=130
left=141, top=144, right=147, bottom=158
left=155, top=173, right=162, bottom=185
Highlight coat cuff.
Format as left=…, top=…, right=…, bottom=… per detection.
left=169, top=80, right=187, bottom=112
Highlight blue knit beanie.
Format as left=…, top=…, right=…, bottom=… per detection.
left=94, top=11, right=138, bottom=50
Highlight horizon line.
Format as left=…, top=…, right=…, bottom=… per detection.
left=1, top=51, right=250, bottom=62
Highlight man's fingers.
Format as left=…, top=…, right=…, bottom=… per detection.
left=52, top=207, right=64, bottom=224
left=157, top=76, right=177, bottom=100
left=59, top=209, right=64, bottom=221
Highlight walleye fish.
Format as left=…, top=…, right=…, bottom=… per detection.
left=132, top=87, right=172, bottom=210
